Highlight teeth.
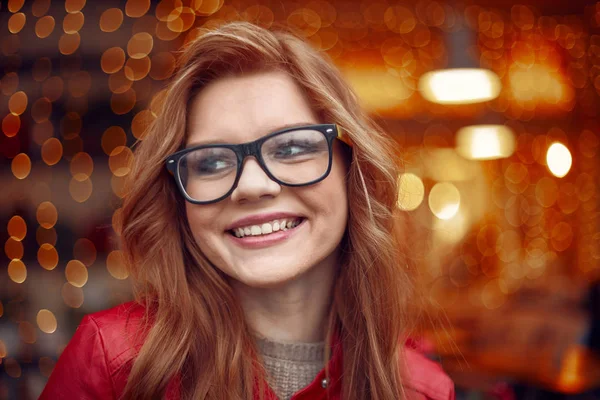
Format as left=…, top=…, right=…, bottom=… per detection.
left=231, top=218, right=302, bottom=237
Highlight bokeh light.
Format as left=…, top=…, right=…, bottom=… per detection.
left=456, top=125, right=516, bottom=160
left=126, top=0, right=151, bottom=18
left=11, top=153, right=31, bottom=179
left=8, top=259, right=27, bottom=284
left=38, top=243, right=59, bottom=270
left=429, top=182, right=461, bottom=220
left=127, top=32, right=154, bottom=59
left=100, top=8, right=124, bottom=32
left=36, top=201, right=58, bottom=229
left=35, top=16, right=55, bottom=39
left=546, top=142, right=573, bottom=178
left=107, top=250, right=129, bottom=280
left=37, top=309, right=58, bottom=334
left=8, top=13, right=26, bottom=34
left=9, top=91, right=28, bottom=115
left=65, top=260, right=88, bottom=287
left=63, top=11, right=84, bottom=33
left=41, top=138, right=63, bottom=166
left=419, top=69, right=501, bottom=104
left=109, top=146, right=134, bottom=176
left=69, top=176, right=93, bottom=203
left=7, top=216, right=27, bottom=241
left=397, top=173, right=425, bottom=211
left=5, top=237, right=24, bottom=260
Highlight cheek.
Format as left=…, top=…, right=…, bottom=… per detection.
left=185, top=204, right=220, bottom=245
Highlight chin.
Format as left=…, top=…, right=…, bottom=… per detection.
left=231, top=265, right=306, bottom=289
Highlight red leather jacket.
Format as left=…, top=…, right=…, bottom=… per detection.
left=40, top=302, right=454, bottom=399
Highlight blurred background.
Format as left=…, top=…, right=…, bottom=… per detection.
left=1, top=0, right=599, bottom=399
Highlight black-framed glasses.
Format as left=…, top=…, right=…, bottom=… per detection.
left=165, top=123, right=351, bottom=204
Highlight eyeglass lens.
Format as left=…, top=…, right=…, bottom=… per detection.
left=178, top=128, right=330, bottom=202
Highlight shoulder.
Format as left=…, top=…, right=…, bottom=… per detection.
left=402, top=345, right=455, bottom=400
left=39, top=301, right=148, bottom=399
left=84, top=301, right=148, bottom=367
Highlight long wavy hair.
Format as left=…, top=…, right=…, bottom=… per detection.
left=119, top=21, right=416, bottom=400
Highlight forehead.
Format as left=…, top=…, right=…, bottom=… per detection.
left=186, top=70, right=318, bottom=146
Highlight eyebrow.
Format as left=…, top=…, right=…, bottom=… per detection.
left=185, top=121, right=318, bottom=148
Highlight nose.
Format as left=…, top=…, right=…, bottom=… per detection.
left=230, top=157, right=281, bottom=203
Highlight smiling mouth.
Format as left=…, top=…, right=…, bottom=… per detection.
left=228, top=217, right=305, bottom=238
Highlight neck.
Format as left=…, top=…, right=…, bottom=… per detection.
left=231, top=251, right=338, bottom=343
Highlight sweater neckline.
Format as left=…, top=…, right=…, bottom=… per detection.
left=254, top=336, right=326, bottom=363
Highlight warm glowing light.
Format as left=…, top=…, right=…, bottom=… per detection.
left=9, top=91, right=28, bottom=115
left=557, top=346, right=585, bottom=393
left=62, top=283, right=84, bottom=308
left=35, top=15, right=55, bottom=38
left=70, top=152, right=94, bottom=181
left=65, top=260, right=88, bottom=287
left=546, top=142, right=572, bottom=178
left=100, top=8, right=123, bottom=32
left=8, top=0, right=25, bottom=12
left=131, top=110, right=155, bottom=139
left=2, top=113, right=20, bottom=137
left=193, top=0, right=224, bottom=16
left=109, top=146, right=134, bottom=176
left=124, top=56, right=151, bottom=81
left=36, top=201, right=58, bottom=229
left=428, top=182, right=460, bottom=220
left=126, top=0, right=151, bottom=18
left=509, top=64, right=569, bottom=104
left=65, top=0, right=86, bottom=13
left=8, top=216, right=26, bottom=241
left=69, top=177, right=93, bottom=203
left=5, top=237, right=24, bottom=260
left=344, top=67, right=412, bottom=112
left=419, top=68, right=501, bottom=104
left=63, top=11, right=84, bottom=33
left=37, top=309, right=57, bottom=334
left=108, top=70, right=133, bottom=93
left=31, top=97, right=52, bottom=122
left=456, top=125, right=515, bottom=160
left=8, top=259, right=27, bottom=284
left=107, top=250, right=129, bottom=279
left=38, top=243, right=59, bottom=270
left=8, top=13, right=26, bottom=34
left=127, top=32, right=154, bottom=59
left=32, top=0, right=51, bottom=17
left=397, top=173, right=425, bottom=211
left=41, top=138, right=63, bottom=165
left=101, top=126, right=127, bottom=155
left=58, top=32, right=81, bottom=55
left=11, top=153, right=31, bottom=179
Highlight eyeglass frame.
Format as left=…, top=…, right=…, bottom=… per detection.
left=165, top=123, right=352, bottom=205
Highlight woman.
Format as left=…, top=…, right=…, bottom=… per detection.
left=41, top=22, right=454, bottom=400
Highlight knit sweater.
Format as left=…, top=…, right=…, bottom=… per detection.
left=255, top=337, right=326, bottom=400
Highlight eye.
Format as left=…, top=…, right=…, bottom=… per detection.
left=185, top=149, right=236, bottom=176
left=273, top=141, right=318, bottom=157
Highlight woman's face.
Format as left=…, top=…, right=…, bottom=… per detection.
left=185, top=70, right=348, bottom=288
